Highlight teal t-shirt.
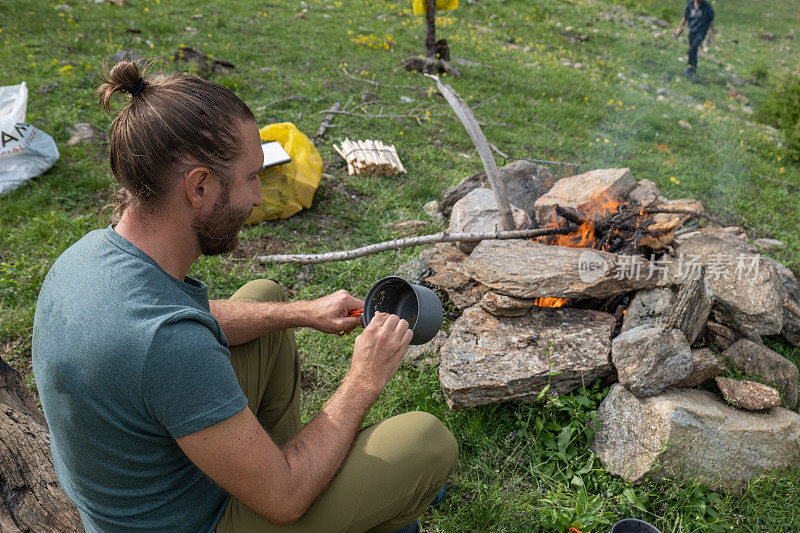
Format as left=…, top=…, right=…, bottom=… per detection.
left=32, top=225, right=249, bottom=532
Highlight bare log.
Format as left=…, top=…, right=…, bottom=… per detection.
left=258, top=226, right=574, bottom=265
left=426, top=74, right=516, bottom=230
left=0, top=358, right=83, bottom=532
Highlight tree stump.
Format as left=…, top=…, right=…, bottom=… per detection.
left=0, top=358, right=83, bottom=532
left=402, top=0, right=462, bottom=77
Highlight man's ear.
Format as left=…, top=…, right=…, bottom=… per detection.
left=184, top=167, right=213, bottom=209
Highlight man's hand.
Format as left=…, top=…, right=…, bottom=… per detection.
left=674, top=27, right=683, bottom=39
left=348, top=312, right=413, bottom=396
left=307, top=290, right=364, bottom=335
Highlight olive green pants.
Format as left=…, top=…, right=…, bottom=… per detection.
left=214, top=280, right=458, bottom=533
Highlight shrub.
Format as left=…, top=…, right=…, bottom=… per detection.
left=758, top=64, right=800, bottom=162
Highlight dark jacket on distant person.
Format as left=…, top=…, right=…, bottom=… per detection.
left=684, top=0, right=714, bottom=37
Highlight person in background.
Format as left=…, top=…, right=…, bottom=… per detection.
left=674, top=0, right=716, bottom=81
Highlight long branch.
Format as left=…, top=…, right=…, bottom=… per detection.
left=425, top=74, right=516, bottom=230
left=257, top=226, right=574, bottom=265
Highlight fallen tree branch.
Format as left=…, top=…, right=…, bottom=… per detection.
left=425, top=73, right=516, bottom=231
left=258, top=226, right=574, bottom=264
left=313, top=102, right=340, bottom=145
left=473, top=93, right=500, bottom=108
left=317, top=108, right=447, bottom=119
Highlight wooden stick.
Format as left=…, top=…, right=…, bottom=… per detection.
left=391, top=145, right=406, bottom=173
left=425, top=74, right=516, bottom=230
left=257, top=226, right=575, bottom=265
left=316, top=109, right=447, bottom=120
left=313, top=102, right=341, bottom=145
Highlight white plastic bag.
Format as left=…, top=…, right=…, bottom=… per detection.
left=0, top=82, right=59, bottom=195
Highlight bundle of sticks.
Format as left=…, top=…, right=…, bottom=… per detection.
left=333, top=138, right=406, bottom=176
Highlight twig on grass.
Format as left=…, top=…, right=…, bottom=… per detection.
left=258, top=226, right=574, bottom=264
left=317, top=108, right=447, bottom=120
left=313, top=102, right=341, bottom=145
left=341, top=66, right=422, bottom=90
left=473, top=94, right=500, bottom=108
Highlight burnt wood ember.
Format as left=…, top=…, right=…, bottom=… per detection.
left=546, top=203, right=713, bottom=255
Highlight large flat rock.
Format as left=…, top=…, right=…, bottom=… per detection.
left=590, top=384, right=800, bottom=494
left=439, top=305, right=615, bottom=410
left=533, top=168, right=635, bottom=226
left=459, top=240, right=659, bottom=299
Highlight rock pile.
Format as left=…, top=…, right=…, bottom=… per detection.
left=409, top=161, right=800, bottom=493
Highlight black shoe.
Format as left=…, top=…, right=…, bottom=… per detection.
left=391, top=519, right=420, bottom=533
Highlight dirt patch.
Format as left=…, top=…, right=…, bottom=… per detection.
left=228, top=234, right=290, bottom=261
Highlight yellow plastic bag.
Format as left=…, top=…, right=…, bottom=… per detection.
left=412, top=0, right=458, bottom=15
left=245, top=122, right=323, bottom=225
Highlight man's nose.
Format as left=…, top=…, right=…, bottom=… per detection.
left=251, top=178, right=263, bottom=207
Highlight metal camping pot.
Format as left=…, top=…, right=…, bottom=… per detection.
left=362, top=276, right=443, bottom=345
left=610, top=518, right=661, bottom=533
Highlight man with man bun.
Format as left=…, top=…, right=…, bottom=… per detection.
left=32, top=60, right=456, bottom=533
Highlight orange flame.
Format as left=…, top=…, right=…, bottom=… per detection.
left=531, top=192, right=634, bottom=308
left=534, top=297, right=570, bottom=308
left=538, top=191, right=625, bottom=250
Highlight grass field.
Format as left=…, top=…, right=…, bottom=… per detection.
left=2, top=0, right=800, bottom=530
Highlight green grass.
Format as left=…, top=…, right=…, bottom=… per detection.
left=3, top=0, right=800, bottom=530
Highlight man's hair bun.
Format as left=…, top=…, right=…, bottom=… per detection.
left=96, top=61, right=148, bottom=113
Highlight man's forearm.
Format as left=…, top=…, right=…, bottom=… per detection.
left=210, top=299, right=312, bottom=346
left=279, top=374, right=379, bottom=521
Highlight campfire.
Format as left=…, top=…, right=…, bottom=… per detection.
left=522, top=168, right=705, bottom=311
left=423, top=164, right=798, bottom=418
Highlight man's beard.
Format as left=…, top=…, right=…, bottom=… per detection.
left=192, top=185, right=252, bottom=256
